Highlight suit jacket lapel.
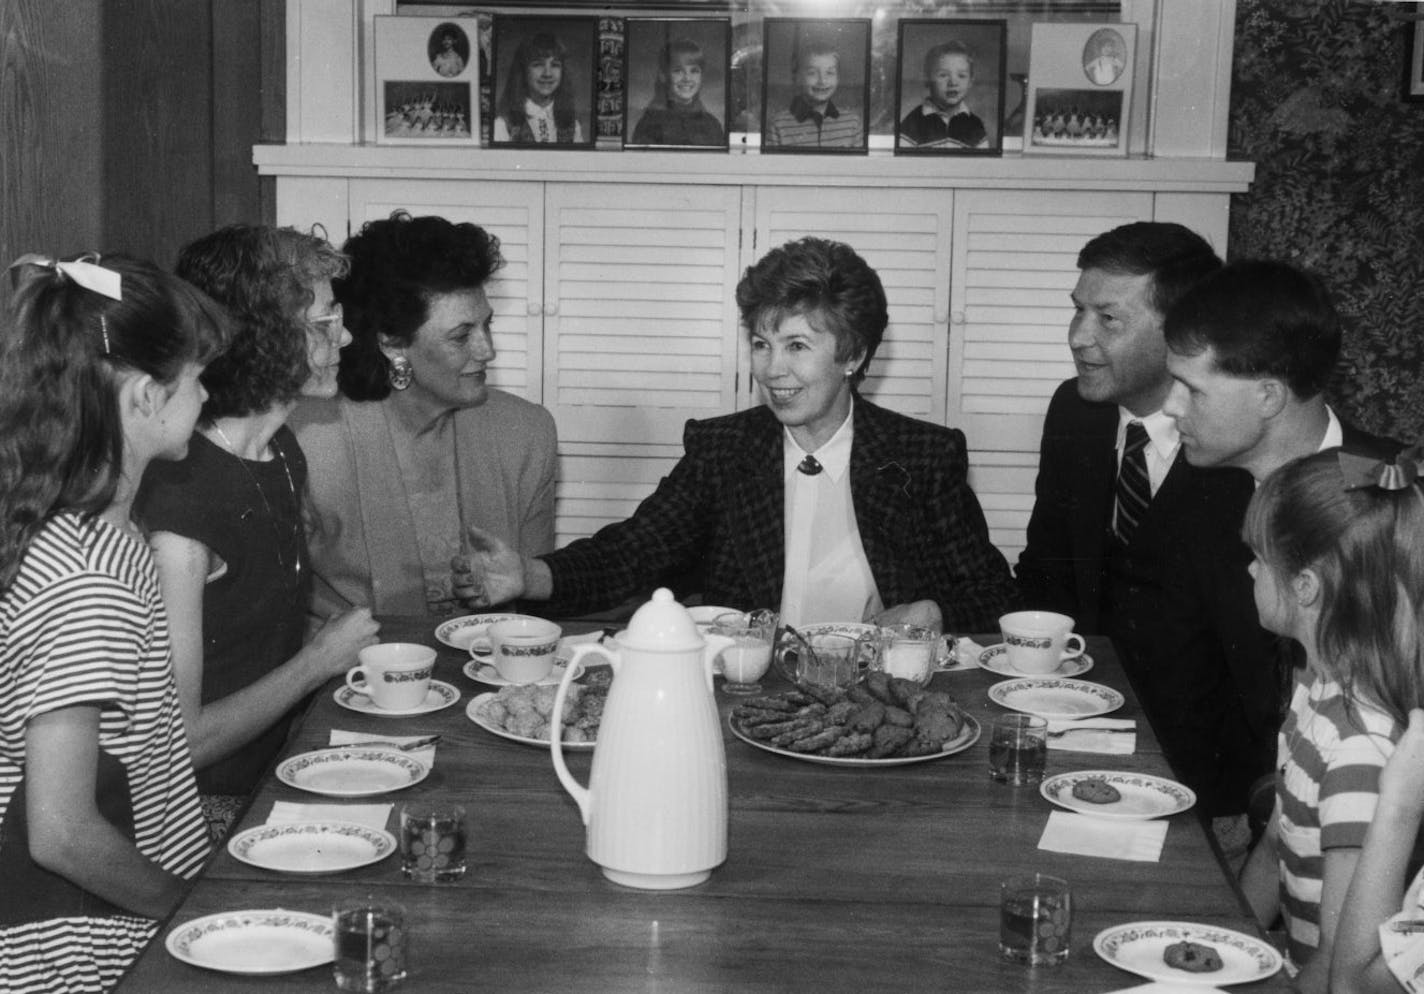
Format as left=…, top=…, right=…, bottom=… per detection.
left=724, top=409, right=786, bottom=607
left=849, top=401, right=913, bottom=602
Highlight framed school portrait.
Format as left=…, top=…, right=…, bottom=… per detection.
left=623, top=18, right=731, bottom=151
left=491, top=15, right=598, bottom=148
left=373, top=17, right=479, bottom=146
left=1023, top=21, right=1137, bottom=157
left=894, top=19, right=1006, bottom=156
left=759, top=18, right=870, bottom=155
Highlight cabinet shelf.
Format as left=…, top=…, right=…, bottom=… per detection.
left=254, top=143, right=1254, bottom=193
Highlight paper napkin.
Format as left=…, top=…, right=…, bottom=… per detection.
left=267, top=800, right=393, bottom=830
left=1037, top=810, right=1168, bottom=862
left=1046, top=717, right=1137, bottom=754
left=328, top=728, right=438, bottom=768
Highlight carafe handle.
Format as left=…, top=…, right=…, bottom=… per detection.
left=550, top=642, right=616, bottom=824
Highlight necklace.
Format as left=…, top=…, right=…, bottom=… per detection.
left=211, top=423, right=303, bottom=588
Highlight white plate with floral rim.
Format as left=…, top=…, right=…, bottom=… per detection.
left=464, top=692, right=598, bottom=750
left=1093, top=920, right=1283, bottom=986
left=165, top=909, right=334, bottom=974
left=276, top=747, right=429, bottom=798
left=461, top=656, right=582, bottom=687
left=686, top=605, right=739, bottom=628
left=988, top=678, right=1124, bottom=720
left=433, top=612, right=539, bottom=653
left=227, top=820, right=398, bottom=874
left=1039, top=770, right=1195, bottom=820
left=333, top=679, right=459, bottom=717
left=978, top=643, right=1093, bottom=679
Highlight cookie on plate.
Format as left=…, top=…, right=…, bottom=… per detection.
left=1070, top=777, right=1122, bottom=804
left=1163, top=939, right=1223, bottom=973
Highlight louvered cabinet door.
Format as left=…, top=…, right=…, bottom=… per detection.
left=348, top=179, right=546, bottom=401
left=542, top=183, right=745, bottom=544
left=749, top=187, right=954, bottom=425
left=947, top=189, right=1152, bottom=560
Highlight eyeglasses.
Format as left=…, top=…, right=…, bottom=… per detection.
left=308, top=304, right=344, bottom=340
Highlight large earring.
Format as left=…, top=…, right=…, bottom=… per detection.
left=389, top=354, right=413, bottom=391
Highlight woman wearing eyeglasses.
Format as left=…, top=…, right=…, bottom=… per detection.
left=136, top=225, right=380, bottom=840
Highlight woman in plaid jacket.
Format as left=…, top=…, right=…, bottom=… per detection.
left=464, top=237, right=1015, bottom=634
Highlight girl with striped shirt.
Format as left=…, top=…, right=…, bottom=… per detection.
left=0, top=254, right=227, bottom=992
left=1238, top=446, right=1423, bottom=994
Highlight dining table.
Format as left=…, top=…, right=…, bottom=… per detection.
left=116, top=612, right=1291, bottom=992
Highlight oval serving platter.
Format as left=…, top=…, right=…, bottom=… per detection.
left=727, top=713, right=980, bottom=768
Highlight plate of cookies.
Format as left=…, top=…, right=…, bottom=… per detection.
left=1093, top=920, right=1282, bottom=985
left=1039, top=770, right=1195, bottom=820
left=727, top=672, right=980, bottom=767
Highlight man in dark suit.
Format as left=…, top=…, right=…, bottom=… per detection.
left=1155, top=260, right=1399, bottom=868
left=463, top=236, right=1016, bottom=634
left=1015, top=222, right=1240, bottom=681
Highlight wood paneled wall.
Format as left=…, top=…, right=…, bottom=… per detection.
left=0, top=0, right=281, bottom=309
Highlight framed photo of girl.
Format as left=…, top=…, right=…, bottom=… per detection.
left=894, top=19, right=1006, bottom=156
left=492, top=15, right=598, bottom=148
left=759, top=18, right=870, bottom=155
left=372, top=17, right=479, bottom=146
left=623, top=18, right=731, bottom=151
left=1023, top=21, right=1136, bottom=157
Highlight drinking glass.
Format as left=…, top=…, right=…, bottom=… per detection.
left=333, top=900, right=408, bottom=991
left=988, top=714, right=1048, bottom=785
left=399, top=803, right=467, bottom=882
left=713, top=611, right=776, bottom=695
left=999, top=874, right=1071, bottom=965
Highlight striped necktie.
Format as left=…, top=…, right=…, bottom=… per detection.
left=1114, top=421, right=1150, bottom=545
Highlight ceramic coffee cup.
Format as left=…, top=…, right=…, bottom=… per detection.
left=345, top=643, right=436, bottom=711
left=998, top=611, right=1085, bottom=675
left=487, top=617, right=563, bottom=685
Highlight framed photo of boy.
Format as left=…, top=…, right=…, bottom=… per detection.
left=623, top=18, right=731, bottom=151
left=1023, top=21, right=1136, bottom=157
left=373, top=17, right=479, bottom=146
left=759, top=18, right=870, bottom=155
left=894, top=20, right=1006, bottom=156
left=491, top=15, right=598, bottom=148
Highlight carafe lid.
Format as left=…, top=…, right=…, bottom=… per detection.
left=619, top=588, right=703, bottom=651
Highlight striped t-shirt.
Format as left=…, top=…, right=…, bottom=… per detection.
left=1277, top=672, right=1400, bottom=968
left=0, top=512, right=208, bottom=993
left=765, top=98, right=864, bottom=148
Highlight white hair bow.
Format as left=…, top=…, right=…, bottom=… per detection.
left=7, top=253, right=123, bottom=301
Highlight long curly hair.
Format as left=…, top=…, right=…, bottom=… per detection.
left=334, top=211, right=503, bottom=402
left=176, top=224, right=347, bottom=419
left=1243, top=447, right=1424, bottom=726
left=0, top=254, right=229, bottom=590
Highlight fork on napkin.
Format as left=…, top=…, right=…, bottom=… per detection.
left=1045, top=717, right=1136, bottom=754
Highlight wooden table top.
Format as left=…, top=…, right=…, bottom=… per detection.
left=118, top=617, right=1289, bottom=992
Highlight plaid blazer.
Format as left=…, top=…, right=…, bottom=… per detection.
left=544, top=399, right=1015, bottom=632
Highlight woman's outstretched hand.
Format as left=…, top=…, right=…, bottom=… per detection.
left=453, top=526, right=529, bottom=608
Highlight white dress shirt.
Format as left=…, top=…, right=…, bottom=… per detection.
left=778, top=407, right=882, bottom=628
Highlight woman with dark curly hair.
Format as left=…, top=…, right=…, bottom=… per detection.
left=290, top=211, right=557, bottom=617
left=136, top=225, right=380, bottom=837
